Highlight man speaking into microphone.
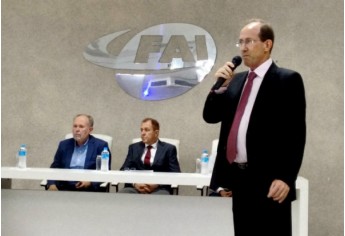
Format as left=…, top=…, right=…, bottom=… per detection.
left=203, top=19, right=306, bottom=236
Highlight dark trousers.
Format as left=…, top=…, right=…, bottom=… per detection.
left=231, top=164, right=292, bottom=236
left=53, top=181, right=103, bottom=192
left=118, top=186, right=170, bottom=195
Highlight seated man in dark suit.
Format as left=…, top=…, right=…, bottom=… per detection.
left=119, top=117, right=181, bottom=195
left=47, top=114, right=111, bottom=192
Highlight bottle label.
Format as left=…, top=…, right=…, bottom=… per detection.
left=102, top=153, right=109, bottom=159
left=19, top=150, right=26, bottom=156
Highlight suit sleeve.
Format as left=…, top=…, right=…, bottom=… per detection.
left=47, top=142, right=64, bottom=187
left=120, top=144, right=135, bottom=170
left=274, top=71, right=306, bottom=187
left=203, top=83, right=237, bottom=192
left=167, top=145, right=181, bottom=173
left=203, top=91, right=228, bottom=124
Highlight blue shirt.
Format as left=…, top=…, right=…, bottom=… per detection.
left=70, top=139, right=89, bottom=169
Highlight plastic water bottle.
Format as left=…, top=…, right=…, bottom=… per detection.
left=200, top=149, right=209, bottom=174
left=101, top=147, right=109, bottom=171
left=17, top=144, right=27, bottom=168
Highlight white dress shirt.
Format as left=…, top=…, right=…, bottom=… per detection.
left=235, top=58, right=272, bottom=163
left=141, top=141, right=158, bottom=165
left=70, top=139, right=89, bottom=169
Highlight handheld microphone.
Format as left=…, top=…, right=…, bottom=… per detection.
left=211, top=56, right=242, bottom=92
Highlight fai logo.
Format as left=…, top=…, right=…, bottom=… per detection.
left=83, top=23, right=216, bottom=100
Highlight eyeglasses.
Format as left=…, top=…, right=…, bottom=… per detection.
left=235, top=39, right=258, bottom=48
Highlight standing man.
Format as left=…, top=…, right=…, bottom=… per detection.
left=47, top=114, right=111, bottom=192
left=119, top=118, right=181, bottom=195
left=203, top=19, right=306, bottom=236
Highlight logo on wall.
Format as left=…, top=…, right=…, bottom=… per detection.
left=83, top=23, right=216, bottom=101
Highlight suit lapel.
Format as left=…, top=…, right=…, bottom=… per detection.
left=136, top=142, right=146, bottom=167
left=230, top=72, right=248, bottom=98
left=152, top=141, right=163, bottom=166
left=247, top=62, right=279, bottom=132
left=224, top=72, right=249, bottom=124
left=65, top=139, right=75, bottom=168
left=251, top=62, right=278, bottom=109
left=84, top=136, right=95, bottom=169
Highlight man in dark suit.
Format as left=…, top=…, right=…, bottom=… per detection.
left=203, top=19, right=306, bottom=236
left=47, top=114, right=111, bottom=192
left=119, top=118, right=181, bottom=195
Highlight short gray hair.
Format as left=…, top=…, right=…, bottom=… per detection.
left=74, top=114, right=94, bottom=127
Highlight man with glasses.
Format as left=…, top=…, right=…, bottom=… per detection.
left=203, top=19, right=306, bottom=236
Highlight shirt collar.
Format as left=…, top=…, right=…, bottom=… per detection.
left=251, top=58, right=273, bottom=79
left=75, top=138, right=89, bottom=148
left=146, top=141, right=158, bottom=149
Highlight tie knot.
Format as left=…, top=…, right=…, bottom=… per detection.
left=248, top=71, right=257, bottom=81
left=147, top=145, right=152, bottom=150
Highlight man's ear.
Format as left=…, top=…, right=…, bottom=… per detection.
left=264, top=39, right=273, bottom=52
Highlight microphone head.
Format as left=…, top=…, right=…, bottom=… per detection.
left=232, top=56, right=242, bottom=67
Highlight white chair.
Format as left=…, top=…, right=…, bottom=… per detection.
left=197, top=139, right=218, bottom=195
left=292, top=176, right=309, bottom=236
left=112, top=138, right=180, bottom=194
left=41, top=133, right=113, bottom=192
left=208, top=139, right=218, bottom=174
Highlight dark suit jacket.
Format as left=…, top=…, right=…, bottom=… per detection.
left=203, top=62, right=306, bottom=202
left=47, top=135, right=112, bottom=191
left=120, top=140, right=181, bottom=191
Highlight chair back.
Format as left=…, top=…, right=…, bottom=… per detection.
left=208, top=139, right=219, bottom=174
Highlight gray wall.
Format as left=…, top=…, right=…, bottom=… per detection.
left=2, top=0, right=343, bottom=235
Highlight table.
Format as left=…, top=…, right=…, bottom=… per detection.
left=2, top=189, right=234, bottom=236
left=1, top=167, right=211, bottom=186
left=1, top=167, right=308, bottom=236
